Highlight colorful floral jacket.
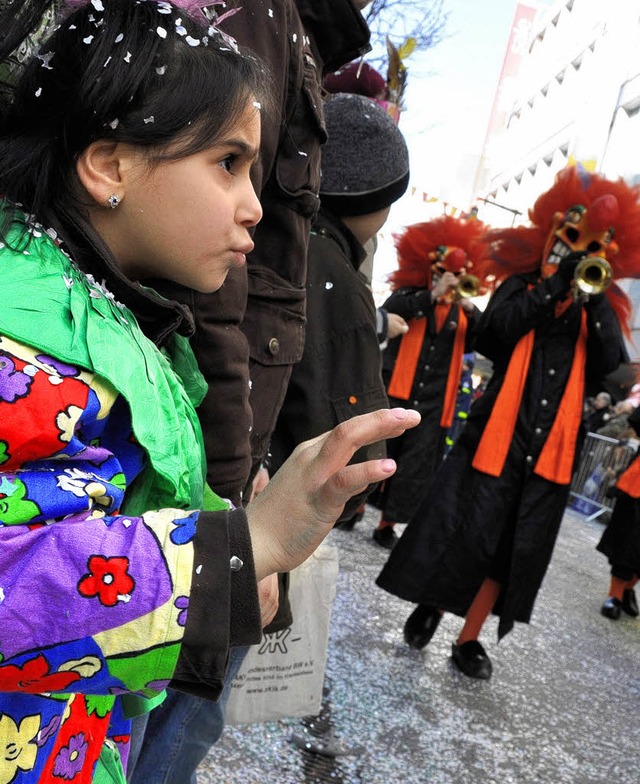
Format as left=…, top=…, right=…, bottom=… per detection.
left=0, top=218, right=259, bottom=783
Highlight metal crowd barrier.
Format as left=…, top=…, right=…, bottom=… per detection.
left=569, top=432, right=638, bottom=521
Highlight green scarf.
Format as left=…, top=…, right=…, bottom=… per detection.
left=0, top=215, right=210, bottom=512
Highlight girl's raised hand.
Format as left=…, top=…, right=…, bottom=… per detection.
left=246, top=408, right=420, bottom=580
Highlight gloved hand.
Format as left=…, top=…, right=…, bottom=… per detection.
left=556, top=250, right=588, bottom=283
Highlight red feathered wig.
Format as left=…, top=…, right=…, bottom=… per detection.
left=389, top=215, right=489, bottom=291
left=481, top=166, right=640, bottom=335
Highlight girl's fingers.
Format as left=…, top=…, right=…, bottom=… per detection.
left=321, top=459, right=398, bottom=507
left=313, top=408, right=420, bottom=478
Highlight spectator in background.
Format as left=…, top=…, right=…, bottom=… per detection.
left=584, top=390, right=613, bottom=433
left=596, top=398, right=636, bottom=440
left=268, top=91, right=410, bottom=617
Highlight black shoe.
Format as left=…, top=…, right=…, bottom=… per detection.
left=451, top=640, right=492, bottom=680
left=622, top=588, right=639, bottom=617
left=335, top=511, right=362, bottom=531
left=601, top=597, right=623, bottom=619
left=403, top=605, right=442, bottom=649
left=372, top=526, right=398, bottom=550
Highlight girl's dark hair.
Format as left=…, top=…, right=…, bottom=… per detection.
left=0, top=0, right=269, bottom=234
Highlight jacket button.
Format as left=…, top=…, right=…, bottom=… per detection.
left=535, top=427, right=542, bottom=435
left=541, top=399, right=548, bottom=406
left=548, top=368, right=556, bottom=376
left=526, top=455, right=533, bottom=464
left=268, top=337, right=280, bottom=355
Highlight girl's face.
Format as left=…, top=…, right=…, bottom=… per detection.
left=105, top=101, right=262, bottom=293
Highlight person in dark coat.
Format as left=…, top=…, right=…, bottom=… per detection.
left=597, top=405, right=640, bottom=620
left=267, top=90, right=410, bottom=623
left=377, top=167, right=640, bottom=679
left=371, top=216, right=489, bottom=549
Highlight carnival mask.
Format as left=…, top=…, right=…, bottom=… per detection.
left=541, top=195, right=619, bottom=279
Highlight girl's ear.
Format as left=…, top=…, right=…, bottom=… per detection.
left=76, top=141, right=129, bottom=208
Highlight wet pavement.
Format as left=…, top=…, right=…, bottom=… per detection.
left=197, top=505, right=639, bottom=784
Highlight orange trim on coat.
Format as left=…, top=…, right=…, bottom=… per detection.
left=473, top=310, right=588, bottom=484
left=534, top=311, right=587, bottom=484
left=472, top=329, right=535, bottom=477
left=440, top=308, right=468, bottom=428
left=616, top=455, right=640, bottom=498
left=387, top=317, right=427, bottom=400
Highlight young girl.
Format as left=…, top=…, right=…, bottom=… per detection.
left=0, top=2, right=419, bottom=781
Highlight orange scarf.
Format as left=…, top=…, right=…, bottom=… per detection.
left=387, top=318, right=427, bottom=400
left=616, top=455, right=640, bottom=498
left=387, top=304, right=467, bottom=430
left=472, top=310, right=587, bottom=485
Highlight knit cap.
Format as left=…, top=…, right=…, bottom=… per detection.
left=324, top=61, right=388, bottom=100
left=320, top=93, right=410, bottom=217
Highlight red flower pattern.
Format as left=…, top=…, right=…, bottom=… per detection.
left=0, top=654, right=81, bottom=694
left=78, top=555, right=135, bottom=606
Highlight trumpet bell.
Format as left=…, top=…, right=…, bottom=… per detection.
left=574, top=256, right=613, bottom=295
left=451, top=273, right=480, bottom=301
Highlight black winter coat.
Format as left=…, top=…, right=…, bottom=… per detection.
left=376, top=287, right=477, bottom=524
left=269, top=209, right=388, bottom=517
left=152, top=0, right=370, bottom=504
left=377, top=271, right=627, bottom=639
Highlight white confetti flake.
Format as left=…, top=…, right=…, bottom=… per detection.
left=103, top=56, right=112, bottom=67
left=176, top=25, right=187, bottom=36
left=37, top=52, right=54, bottom=69
left=115, top=33, right=124, bottom=43
left=91, top=0, right=105, bottom=10
left=23, top=365, right=38, bottom=377
left=156, top=65, right=167, bottom=75
left=122, top=518, right=132, bottom=527
left=117, top=594, right=132, bottom=604
left=196, top=564, right=203, bottom=575
left=268, top=8, right=273, bottom=17
left=63, top=275, right=74, bottom=290
left=185, top=36, right=201, bottom=47
left=156, top=26, right=167, bottom=39
left=292, top=33, right=297, bottom=42
left=144, top=116, right=155, bottom=123
left=298, top=150, right=308, bottom=157
left=48, top=375, right=63, bottom=386
left=157, top=1, right=172, bottom=12
left=109, top=118, right=119, bottom=129
left=252, top=101, right=262, bottom=110
left=69, top=24, right=77, bottom=30
left=0, top=587, right=4, bottom=604
left=83, top=35, right=94, bottom=44
left=35, top=87, right=42, bottom=97
left=124, top=51, right=132, bottom=63
left=325, top=281, right=334, bottom=290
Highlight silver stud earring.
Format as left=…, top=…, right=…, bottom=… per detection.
left=108, top=194, right=121, bottom=209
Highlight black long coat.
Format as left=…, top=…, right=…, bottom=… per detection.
left=377, top=271, right=627, bottom=639
left=597, top=407, right=640, bottom=578
left=376, top=287, right=477, bottom=524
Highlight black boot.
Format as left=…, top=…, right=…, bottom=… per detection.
left=451, top=640, right=492, bottom=680
left=403, top=604, right=442, bottom=649
left=621, top=588, right=639, bottom=617
left=601, top=597, right=623, bottom=619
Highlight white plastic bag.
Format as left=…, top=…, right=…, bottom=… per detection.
left=225, top=541, right=339, bottom=725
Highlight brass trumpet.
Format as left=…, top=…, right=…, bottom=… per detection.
left=573, top=256, right=613, bottom=296
left=451, top=273, right=480, bottom=301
